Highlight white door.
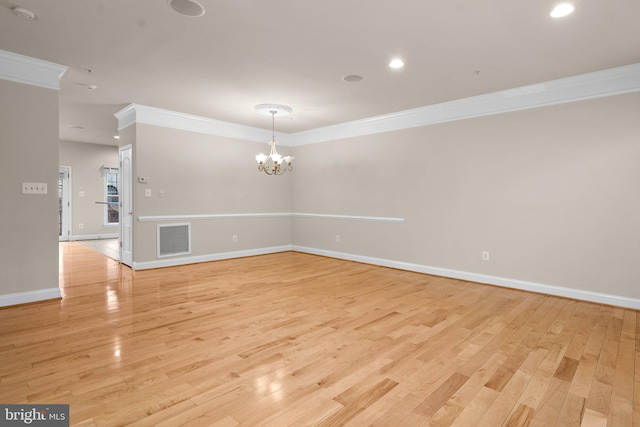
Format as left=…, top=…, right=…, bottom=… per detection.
left=58, top=166, right=71, bottom=241
left=119, top=145, right=133, bottom=266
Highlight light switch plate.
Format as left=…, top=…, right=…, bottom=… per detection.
left=22, top=182, right=47, bottom=194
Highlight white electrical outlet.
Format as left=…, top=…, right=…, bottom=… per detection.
left=482, top=251, right=490, bottom=261
left=145, top=188, right=152, bottom=197
left=232, top=235, right=238, bottom=243
left=336, top=235, right=341, bottom=242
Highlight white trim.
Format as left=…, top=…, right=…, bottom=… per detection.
left=289, top=63, right=640, bottom=145
left=138, top=213, right=291, bottom=222
left=113, top=63, right=640, bottom=147
left=132, top=245, right=292, bottom=270
left=127, top=243, right=640, bottom=309
left=292, top=213, right=405, bottom=223
left=113, top=104, right=137, bottom=130
left=0, top=49, right=67, bottom=90
left=291, top=246, right=640, bottom=310
left=71, top=233, right=119, bottom=241
left=0, top=288, right=62, bottom=307
left=114, top=103, right=283, bottom=144
left=137, top=212, right=405, bottom=223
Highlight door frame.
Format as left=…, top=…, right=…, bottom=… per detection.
left=58, top=165, right=72, bottom=242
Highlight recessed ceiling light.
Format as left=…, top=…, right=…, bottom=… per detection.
left=550, top=3, right=574, bottom=18
left=168, top=0, right=205, bottom=17
left=389, top=59, right=404, bottom=69
left=113, top=135, right=120, bottom=140
left=12, top=7, right=36, bottom=20
left=343, top=75, right=363, bottom=83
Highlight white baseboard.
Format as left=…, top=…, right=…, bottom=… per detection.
left=292, top=246, right=640, bottom=310
left=132, top=245, right=293, bottom=270
left=120, top=242, right=640, bottom=309
left=0, top=288, right=62, bottom=307
left=71, top=233, right=118, bottom=241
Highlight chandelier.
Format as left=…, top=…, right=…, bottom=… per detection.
left=255, top=104, right=294, bottom=176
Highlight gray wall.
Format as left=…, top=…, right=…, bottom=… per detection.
left=291, top=92, right=640, bottom=299
left=0, top=79, right=60, bottom=297
left=59, top=140, right=119, bottom=238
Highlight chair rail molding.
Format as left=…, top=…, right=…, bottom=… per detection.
left=137, top=212, right=405, bottom=223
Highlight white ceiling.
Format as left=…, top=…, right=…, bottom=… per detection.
left=1, top=0, right=639, bottom=146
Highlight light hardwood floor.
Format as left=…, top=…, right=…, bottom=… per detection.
left=77, top=238, right=120, bottom=261
left=0, top=242, right=637, bottom=426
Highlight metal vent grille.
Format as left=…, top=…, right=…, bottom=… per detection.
left=157, top=223, right=191, bottom=257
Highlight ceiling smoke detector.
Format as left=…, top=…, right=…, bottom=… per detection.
left=12, top=7, right=36, bottom=20
left=168, top=0, right=205, bottom=17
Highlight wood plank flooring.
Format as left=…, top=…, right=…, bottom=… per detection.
left=0, top=242, right=637, bottom=426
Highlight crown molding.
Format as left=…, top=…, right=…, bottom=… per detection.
left=289, top=62, right=640, bottom=146
left=114, top=63, right=640, bottom=147
left=114, top=103, right=284, bottom=144
left=0, top=50, right=67, bottom=90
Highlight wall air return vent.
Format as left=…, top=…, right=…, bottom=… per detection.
left=157, top=223, right=191, bottom=258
